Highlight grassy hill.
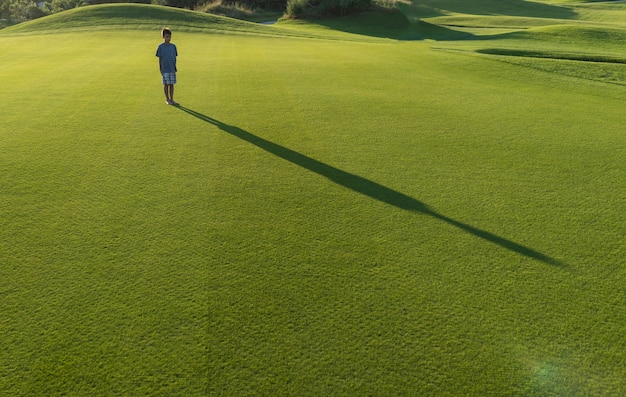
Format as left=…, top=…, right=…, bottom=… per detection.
left=1, top=2, right=625, bottom=395
left=1, top=3, right=330, bottom=38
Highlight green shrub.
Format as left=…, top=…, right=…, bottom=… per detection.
left=196, top=0, right=254, bottom=19
left=285, top=0, right=312, bottom=17
left=285, top=0, right=371, bottom=18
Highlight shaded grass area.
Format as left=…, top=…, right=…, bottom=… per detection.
left=291, top=7, right=413, bottom=39
left=462, top=24, right=626, bottom=85
left=403, top=0, right=577, bottom=18
left=177, top=106, right=563, bottom=267
left=416, top=2, right=626, bottom=85
left=477, top=48, right=626, bottom=64
left=1, top=3, right=626, bottom=396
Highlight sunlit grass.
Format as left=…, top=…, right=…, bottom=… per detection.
left=1, top=3, right=625, bottom=395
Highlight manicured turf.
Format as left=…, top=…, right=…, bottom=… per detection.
left=1, top=2, right=625, bottom=395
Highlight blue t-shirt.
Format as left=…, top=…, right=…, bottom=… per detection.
left=156, top=43, right=178, bottom=73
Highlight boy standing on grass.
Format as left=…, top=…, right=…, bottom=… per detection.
left=156, top=27, right=179, bottom=105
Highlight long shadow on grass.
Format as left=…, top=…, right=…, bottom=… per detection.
left=178, top=106, right=563, bottom=267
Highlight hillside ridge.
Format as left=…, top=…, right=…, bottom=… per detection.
left=0, top=4, right=307, bottom=37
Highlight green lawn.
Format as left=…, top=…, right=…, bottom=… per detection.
left=1, top=2, right=625, bottom=395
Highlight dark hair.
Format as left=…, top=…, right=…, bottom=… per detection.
left=161, top=28, right=172, bottom=37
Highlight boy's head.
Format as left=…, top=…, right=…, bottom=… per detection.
left=161, top=27, right=172, bottom=43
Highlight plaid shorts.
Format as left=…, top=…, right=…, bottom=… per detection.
left=162, top=72, right=177, bottom=85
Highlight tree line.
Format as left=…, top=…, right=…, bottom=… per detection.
left=1, top=0, right=374, bottom=24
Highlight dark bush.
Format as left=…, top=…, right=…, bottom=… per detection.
left=285, top=0, right=371, bottom=18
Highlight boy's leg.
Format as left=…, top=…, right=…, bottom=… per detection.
left=168, top=84, right=176, bottom=104
left=164, top=84, right=171, bottom=102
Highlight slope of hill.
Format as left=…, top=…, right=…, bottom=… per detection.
left=0, top=3, right=365, bottom=41
left=397, top=0, right=626, bottom=85
left=2, top=4, right=250, bottom=33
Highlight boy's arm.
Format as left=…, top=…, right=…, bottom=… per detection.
left=156, top=46, right=162, bottom=74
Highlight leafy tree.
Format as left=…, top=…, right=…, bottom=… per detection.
left=1, top=0, right=10, bottom=20
left=8, top=0, right=46, bottom=22
left=43, top=0, right=85, bottom=14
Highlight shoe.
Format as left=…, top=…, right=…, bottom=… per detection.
left=166, top=99, right=173, bottom=105
left=171, top=100, right=179, bottom=106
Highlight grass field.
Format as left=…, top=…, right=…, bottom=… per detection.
left=1, top=1, right=625, bottom=395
